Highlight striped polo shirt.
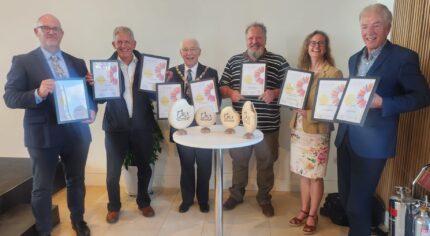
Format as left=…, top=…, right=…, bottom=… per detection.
left=219, top=51, right=289, bottom=132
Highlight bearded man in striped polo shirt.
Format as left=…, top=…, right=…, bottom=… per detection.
left=219, top=22, right=289, bottom=217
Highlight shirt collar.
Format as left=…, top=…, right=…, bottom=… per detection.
left=41, top=47, right=63, bottom=61
left=363, top=40, right=386, bottom=60
left=118, top=54, right=138, bottom=66
left=184, top=63, right=199, bottom=74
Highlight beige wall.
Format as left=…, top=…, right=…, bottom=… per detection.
left=0, top=0, right=391, bottom=191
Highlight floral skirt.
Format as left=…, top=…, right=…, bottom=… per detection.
left=290, top=116, right=330, bottom=179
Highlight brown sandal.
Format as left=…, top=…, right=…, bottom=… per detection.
left=303, top=214, right=318, bottom=235
left=289, top=210, right=309, bottom=227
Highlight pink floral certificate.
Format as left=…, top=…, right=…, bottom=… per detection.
left=190, top=78, right=219, bottom=113
left=90, top=60, right=120, bottom=100
left=156, top=83, right=183, bottom=119
left=278, top=68, right=313, bottom=109
left=240, top=63, right=266, bottom=96
left=335, top=77, right=379, bottom=126
left=139, top=54, right=169, bottom=92
left=312, top=79, right=347, bottom=122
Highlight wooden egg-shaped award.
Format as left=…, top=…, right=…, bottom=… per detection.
left=241, top=101, right=257, bottom=139
left=168, top=98, right=194, bottom=135
left=220, top=106, right=240, bottom=134
left=195, top=106, right=216, bottom=133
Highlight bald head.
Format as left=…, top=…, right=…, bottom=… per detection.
left=36, top=14, right=62, bottom=28
left=34, top=14, right=64, bottom=53
left=180, top=38, right=201, bottom=68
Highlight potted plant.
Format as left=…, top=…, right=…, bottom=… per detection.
left=122, top=108, right=164, bottom=196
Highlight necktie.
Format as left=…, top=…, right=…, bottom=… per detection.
left=185, top=69, right=192, bottom=98
left=51, top=55, right=66, bottom=78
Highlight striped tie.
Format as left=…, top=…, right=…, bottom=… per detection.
left=51, top=55, right=66, bottom=78
left=185, top=69, right=192, bottom=98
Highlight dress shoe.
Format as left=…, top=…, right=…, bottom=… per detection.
left=106, top=211, right=119, bottom=224
left=72, top=221, right=91, bottom=236
left=222, top=197, right=243, bottom=210
left=178, top=202, right=191, bottom=213
left=139, top=206, right=155, bottom=217
left=260, top=203, right=275, bottom=217
left=199, top=203, right=210, bottom=213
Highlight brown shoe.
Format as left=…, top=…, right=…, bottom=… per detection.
left=139, top=206, right=155, bottom=217
left=303, top=214, right=318, bottom=235
left=106, top=211, right=119, bottom=224
left=260, top=203, right=274, bottom=217
left=223, top=197, right=243, bottom=210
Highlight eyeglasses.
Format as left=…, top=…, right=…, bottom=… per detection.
left=309, top=41, right=326, bottom=47
left=37, top=26, right=63, bottom=34
left=181, top=48, right=200, bottom=53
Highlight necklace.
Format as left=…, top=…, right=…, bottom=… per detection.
left=175, top=65, right=209, bottom=83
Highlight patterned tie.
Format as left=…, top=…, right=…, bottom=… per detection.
left=185, top=69, right=192, bottom=98
left=51, top=55, right=66, bottom=78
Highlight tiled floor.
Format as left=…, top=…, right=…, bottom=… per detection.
left=52, top=186, right=348, bottom=236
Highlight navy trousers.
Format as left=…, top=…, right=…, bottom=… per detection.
left=176, top=144, right=212, bottom=205
left=28, top=141, right=89, bottom=235
left=337, top=135, right=386, bottom=236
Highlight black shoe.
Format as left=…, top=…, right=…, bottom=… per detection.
left=199, top=203, right=210, bottom=213
left=223, top=197, right=243, bottom=210
left=178, top=202, right=191, bottom=213
left=72, top=221, right=90, bottom=236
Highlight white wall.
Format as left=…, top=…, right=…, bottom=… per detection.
left=0, top=0, right=392, bottom=191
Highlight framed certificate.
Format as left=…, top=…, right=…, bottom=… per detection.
left=139, top=54, right=170, bottom=92
left=240, top=62, right=266, bottom=97
left=156, top=82, right=183, bottom=119
left=190, top=78, right=219, bottom=113
left=278, top=68, right=314, bottom=109
left=312, top=79, right=348, bottom=122
left=335, top=76, right=380, bottom=126
left=53, top=78, right=91, bottom=124
left=90, top=60, right=121, bottom=100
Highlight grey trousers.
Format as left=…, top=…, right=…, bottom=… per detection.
left=228, top=131, right=279, bottom=205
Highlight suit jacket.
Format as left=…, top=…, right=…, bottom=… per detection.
left=167, top=63, right=219, bottom=142
left=101, top=50, right=156, bottom=132
left=4, top=47, right=94, bottom=148
left=289, top=63, right=343, bottom=134
left=335, top=41, right=430, bottom=159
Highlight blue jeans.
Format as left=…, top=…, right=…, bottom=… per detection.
left=28, top=142, right=89, bottom=235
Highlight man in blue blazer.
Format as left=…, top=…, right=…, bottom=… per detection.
left=87, top=26, right=157, bottom=223
left=3, top=14, right=96, bottom=236
left=167, top=38, right=218, bottom=213
left=335, top=4, right=430, bottom=236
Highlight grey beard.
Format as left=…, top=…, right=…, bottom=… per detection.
left=247, top=49, right=264, bottom=61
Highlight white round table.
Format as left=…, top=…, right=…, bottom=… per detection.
left=173, top=125, right=263, bottom=236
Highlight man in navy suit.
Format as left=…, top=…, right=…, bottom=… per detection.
left=335, top=4, right=430, bottom=236
left=87, top=26, right=157, bottom=223
left=167, top=38, right=218, bottom=213
left=3, top=14, right=96, bottom=236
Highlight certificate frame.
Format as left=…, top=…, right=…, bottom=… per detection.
left=334, top=76, right=380, bottom=126
left=53, top=78, right=91, bottom=124
left=90, top=60, right=121, bottom=100
left=311, top=78, right=348, bottom=122
left=139, top=54, right=170, bottom=92
left=278, top=68, right=314, bottom=109
left=239, top=62, right=266, bottom=97
left=189, top=78, right=220, bottom=113
left=155, top=82, right=183, bottom=120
